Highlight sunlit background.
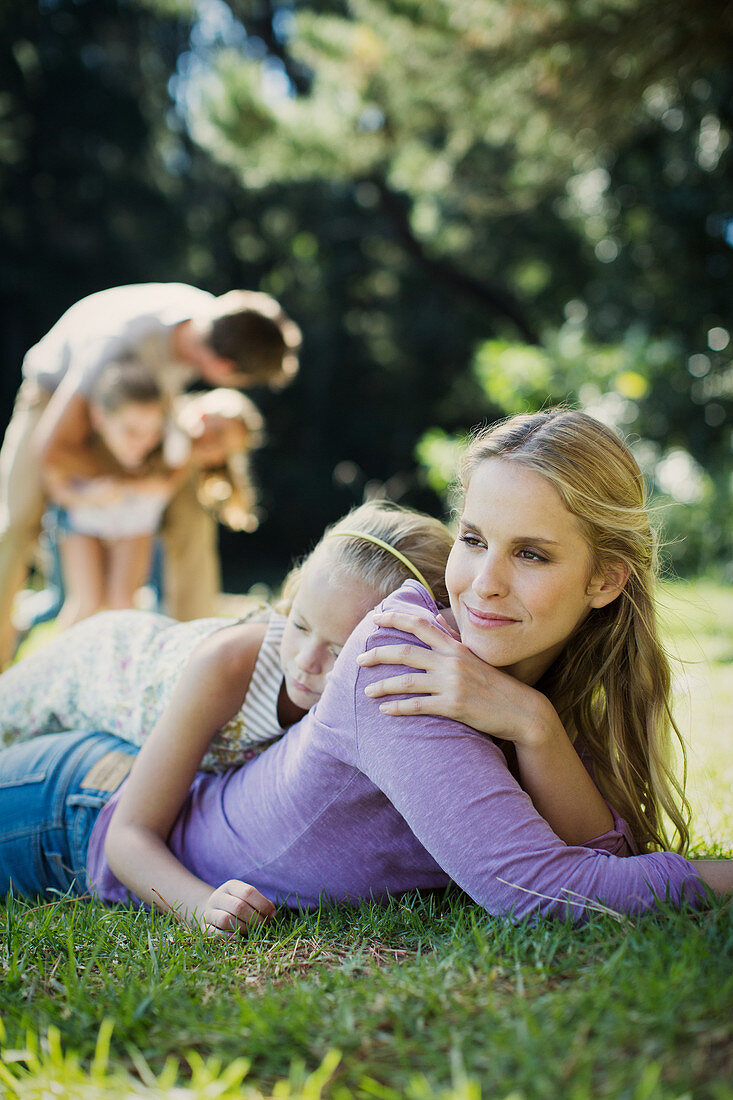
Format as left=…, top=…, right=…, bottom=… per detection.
left=2, top=0, right=731, bottom=589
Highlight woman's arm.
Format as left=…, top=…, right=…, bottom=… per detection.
left=104, top=622, right=276, bottom=934
left=346, top=607, right=710, bottom=921
left=357, top=610, right=615, bottom=847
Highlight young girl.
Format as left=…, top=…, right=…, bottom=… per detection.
left=2, top=410, right=731, bottom=931
left=0, top=501, right=454, bottom=771
left=42, top=362, right=185, bottom=628
left=174, top=387, right=266, bottom=533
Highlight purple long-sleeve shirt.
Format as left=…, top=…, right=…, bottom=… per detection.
left=86, top=581, right=705, bottom=922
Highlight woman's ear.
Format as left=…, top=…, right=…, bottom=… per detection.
left=587, top=562, right=630, bottom=609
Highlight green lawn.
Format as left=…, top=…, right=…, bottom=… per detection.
left=660, top=580, right=733, bottom=851
left=1, top=580, right=731, bottom=1099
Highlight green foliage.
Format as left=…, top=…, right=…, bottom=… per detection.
left=2, top=0, right=731, bottom=579
left=183, top=0, right=732, bottom=572
left=418, top=323, right=732, bottom=573
left=471, top=324, right=659, bottom=414
left=414, top=429, right=467, bottom=498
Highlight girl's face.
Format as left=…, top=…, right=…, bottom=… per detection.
left=279, top=558, right=380, bottom=710
left=188, top=413, right=250, bottom=468
left=93, top=401, right=165, bottom=470
left=445, top=458, right=620, bottom=685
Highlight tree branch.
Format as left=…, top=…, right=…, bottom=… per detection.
left=369, top=177, right=539, bottom=345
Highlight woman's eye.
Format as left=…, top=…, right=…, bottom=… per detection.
left=459, top=533, right=484, bottom=549
left=517, top=548, right=548, bottom=562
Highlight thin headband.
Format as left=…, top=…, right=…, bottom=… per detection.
left=325, top=531, right=435, bottom=601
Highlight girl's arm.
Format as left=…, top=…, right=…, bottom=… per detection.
left=357, top=610, right=615, bottom=847
left=110, top=462, right=191, bottom=499
left=43, top=464, right=120, bottom=511
left=35, top=379, right=94, bottom=467
left=104, top=622, right=276, bottom=934
left=41, top=423, right=109, bottom=504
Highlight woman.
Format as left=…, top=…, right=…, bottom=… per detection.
left=1, top=409, right=730, bottom=931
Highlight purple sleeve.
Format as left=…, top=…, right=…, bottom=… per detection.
left=351, top=611, right=704, bottom=923
left=582, top=809, right=638, bottom=857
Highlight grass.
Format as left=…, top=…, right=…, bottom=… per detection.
left=1, top=580, right=732, bottom=1098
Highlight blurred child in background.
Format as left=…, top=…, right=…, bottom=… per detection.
left=43, top=362, right=184, bottom=628
left=14, top=384, right=266, bottom=640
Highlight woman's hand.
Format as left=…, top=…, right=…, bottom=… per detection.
left=357, top=610, right=558, bottom=748
left=357, top=609, right=615, bottom=845
left=203, top=880, right=276, bottom=936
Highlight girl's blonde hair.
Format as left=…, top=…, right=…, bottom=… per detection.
left=275, top=500, right=453, bottom=615
left=184, top=389, right=265, bottom=532
left=459, top=408, right=691, bottom=854
left=90, top=361, right=164, bottom=414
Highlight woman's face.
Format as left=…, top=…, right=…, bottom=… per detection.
left=445, top=457, right=616, bottom=685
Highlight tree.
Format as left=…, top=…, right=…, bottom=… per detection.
left=185, top=0, right=732, bottom=570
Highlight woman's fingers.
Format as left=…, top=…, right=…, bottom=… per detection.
left=358, top=643, right=434, bottom=671
left=376, top=695, right=453, bottom=717
left=357, top=613, right=461, bottom=675
left=364, top=672, right=433, bottom=698
left=370, top=611, right=453, bottom=646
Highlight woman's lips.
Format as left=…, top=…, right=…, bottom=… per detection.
left=464, top=606, right=519, bottom=628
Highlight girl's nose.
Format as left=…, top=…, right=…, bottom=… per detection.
left=296, top=641, right=328, bottom=675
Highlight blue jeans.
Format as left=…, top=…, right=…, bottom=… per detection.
left=0, top=730, right=138, bottom=898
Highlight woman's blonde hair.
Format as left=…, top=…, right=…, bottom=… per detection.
left=275, top=500, right=453, bottom=615
left=459, top=408, right=691, bottom=854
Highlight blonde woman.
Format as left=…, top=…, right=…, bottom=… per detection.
left=363, top=408, right=693, bottom=856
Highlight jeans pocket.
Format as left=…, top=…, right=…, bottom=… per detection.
left=66, top=792, right=110, bottom=887
left=41, top=841, right=80, bottom=895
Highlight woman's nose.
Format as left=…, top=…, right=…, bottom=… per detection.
left=473, top=553, right=509, bottom=598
